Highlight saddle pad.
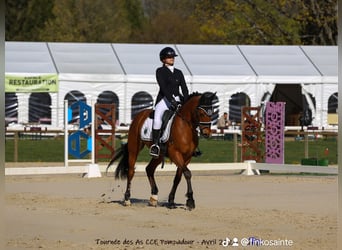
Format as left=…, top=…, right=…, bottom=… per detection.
left=140, top=115, right=175, bottom=143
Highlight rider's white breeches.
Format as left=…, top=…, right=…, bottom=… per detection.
left=153, top=96, right=180, bottom=130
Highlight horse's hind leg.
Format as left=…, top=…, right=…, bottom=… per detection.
left=123, top=143, right=143, bottom=206
left=123, top=164, right=134, bottom=206
left=146, top=158, right=162, bottom=207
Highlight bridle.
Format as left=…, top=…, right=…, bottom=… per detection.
left=196, top=104, right=213, bottom=134
left=174, top=93, right=215, bottom=136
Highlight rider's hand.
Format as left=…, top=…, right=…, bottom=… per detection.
left=170, top=99, right=178, bottom=111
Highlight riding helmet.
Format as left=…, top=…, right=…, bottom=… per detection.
left=159, top=47, right=178, bottom=61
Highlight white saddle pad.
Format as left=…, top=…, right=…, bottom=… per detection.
left=140, top=115, right=175, bottom=143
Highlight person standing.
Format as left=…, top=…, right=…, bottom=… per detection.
left=150, top=47, right=189, bottom=158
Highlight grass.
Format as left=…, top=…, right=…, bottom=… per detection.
left=5, top=136, right=338, bottom=165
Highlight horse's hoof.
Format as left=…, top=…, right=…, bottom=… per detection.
left=186, top=199, right=195, bottom=210
left=123, top=200, right=131, bottom=206
left=149, top=195, right=158, bottom=207
left=167, top=202, right=176, bottom=209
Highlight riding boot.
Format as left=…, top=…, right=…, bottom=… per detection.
left=150, top=129, right=161, bottom=158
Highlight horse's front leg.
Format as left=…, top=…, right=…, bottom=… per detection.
left=146, top=158, right=162, bottom=207
left=183, top=167, right=195, bottom=210
left=168, top=167, right=183, bottom=209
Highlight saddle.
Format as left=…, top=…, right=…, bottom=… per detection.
left=141, top=109, right=176, bottom=144
left=140, top=107, right=202, bottom=159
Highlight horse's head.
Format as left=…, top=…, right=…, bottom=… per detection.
left=196, top=92, right=216, bottom=138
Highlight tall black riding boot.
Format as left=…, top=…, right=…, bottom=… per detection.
left=150, top=129, right=161, bottom=158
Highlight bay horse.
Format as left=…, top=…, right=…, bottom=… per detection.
left=107, top=92, right=216, bottom=210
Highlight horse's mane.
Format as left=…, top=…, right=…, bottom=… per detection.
left=186, top=91, right=215, bottom=105
left=186, top=92, right=202, bottom=103
left=188, top=92, right=202, bottom=98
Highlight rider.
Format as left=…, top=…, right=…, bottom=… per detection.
left=150, top=47, right=189, bottom=158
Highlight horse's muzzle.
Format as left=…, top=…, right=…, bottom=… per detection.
left=201, top=129, right=211, bottom=138
left=199, top=122, right=212, bottom=138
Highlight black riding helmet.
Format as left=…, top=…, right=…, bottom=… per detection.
left=159, top=47, right=178, bottom=61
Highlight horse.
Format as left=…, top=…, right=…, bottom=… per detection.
left=107, top=91, right=216, bottom=210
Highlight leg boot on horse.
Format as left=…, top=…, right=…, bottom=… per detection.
left=146, top=158, right=162, bottom=207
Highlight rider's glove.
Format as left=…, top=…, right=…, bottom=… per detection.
left=170, top=99, right=178, bottom=111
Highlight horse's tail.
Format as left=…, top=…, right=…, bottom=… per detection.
left=105, top=143, right=129, bottom=179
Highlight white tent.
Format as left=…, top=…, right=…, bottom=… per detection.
left=5, top=42, right=338, bottom=129
left=5, top=42, right=57, bottom=125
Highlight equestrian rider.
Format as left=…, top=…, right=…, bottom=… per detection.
left=150, top=47, right=189, bottom=158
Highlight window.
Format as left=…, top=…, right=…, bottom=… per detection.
left=259, top=91, right=272, bottom=123
left=328, top=92, right=338, bottom=114
left=212, top=95, right=219, bottom=124
left=97, top=91, right=119, bottom=122
left=327, top=92, right=338, bottom=125
left=64, top=90, right=86, bottom=123
left=131, top=91, right=153, bottom=120
left=29, top=93, right=52, bottom=124
left=229, top=92, right=250, bottom=123
left=5, top=93, right=18, bottom=125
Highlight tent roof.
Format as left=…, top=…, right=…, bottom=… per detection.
left=176, top=44, right=257, bottom=83
left=113, top=43, right=190, bottom=74
left=5, top=42, right=337, bottom=84
left=238, top=45, right=322, bottom=83
left=48, top=42, right=124, bottom=75
left=301, top=46, right=337, bottom=76
left=5, top=42, right=56, bottom=74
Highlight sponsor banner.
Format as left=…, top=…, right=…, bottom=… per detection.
left=5, top=74, right=58, bottom=92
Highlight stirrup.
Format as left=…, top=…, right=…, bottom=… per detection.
left=149, top=144, right=160, bottom=157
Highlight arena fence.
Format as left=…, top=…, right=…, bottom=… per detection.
left=5, top=161, right=337, bottom=177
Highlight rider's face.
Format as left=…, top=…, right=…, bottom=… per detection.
left=163, top=57, right=175, bottom=66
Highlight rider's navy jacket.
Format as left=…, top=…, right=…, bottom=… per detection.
left=155, top=65, right=189, bottom=104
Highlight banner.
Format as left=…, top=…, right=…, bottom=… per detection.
left=5, top=74, right=59, bottom=92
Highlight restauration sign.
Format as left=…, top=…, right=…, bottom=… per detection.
left=5, top=74, right=59, bottom=92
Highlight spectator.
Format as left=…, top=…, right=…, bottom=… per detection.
left=217, top=112, right=230, bottom=133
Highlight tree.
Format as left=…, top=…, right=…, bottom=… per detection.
left=192, top=0, right=302, bottom=44
left=5, top=0, right=54, bottom=41
left=297, top=0, right=337, bottom=45
left=136, top=0, right=200, bottom=43
left=5, top=0, right=337, bottom=45
left=190, top=0, right=337, bottom=45
left=37, top=0, right=136, bottom=42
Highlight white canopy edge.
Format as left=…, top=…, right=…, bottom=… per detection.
left=58, top=73, right=125, bottom=82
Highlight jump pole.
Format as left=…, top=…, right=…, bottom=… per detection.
left=64, top=100, right=101, bottom=177
left=64, top=100, right=68, bottom=167
left=86, top=100, right=101, bottom=178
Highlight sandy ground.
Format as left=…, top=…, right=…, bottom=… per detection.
left=5, top=168, right=337, bottom=250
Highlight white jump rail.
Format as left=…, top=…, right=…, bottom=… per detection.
left=5, top=162, right=337, bottom=176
